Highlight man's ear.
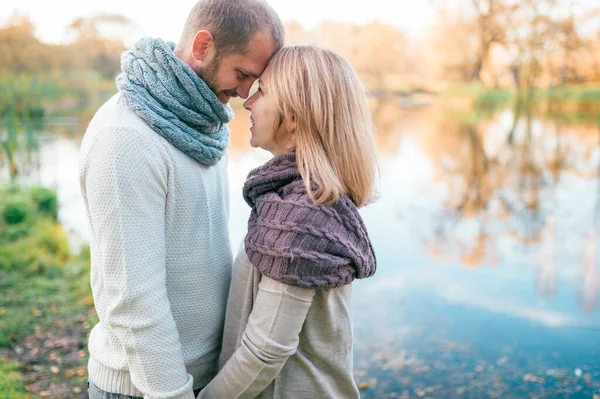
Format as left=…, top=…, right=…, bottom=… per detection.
left=191, top=30, right=215, bottom=62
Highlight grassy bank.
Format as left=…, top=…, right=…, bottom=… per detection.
left=440, top=83, right=600, bottom=125
left=441, top=83, right=600, bottom=107
left=0, top=187, right=93, bottom=398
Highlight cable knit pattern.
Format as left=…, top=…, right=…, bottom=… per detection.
left=79, top=93, right=232, bottom=399
left=117, top=37, right=233, bottom=166
left=242, top=151, right=376, bottom=289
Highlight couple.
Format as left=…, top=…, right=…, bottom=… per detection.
left=79, top=0, right=378, bottom=398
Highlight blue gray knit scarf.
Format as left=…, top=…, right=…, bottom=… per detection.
left=116, top=37, right=233, bottom=166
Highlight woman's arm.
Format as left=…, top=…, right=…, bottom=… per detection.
left=199, top=275, right=316, bottom=399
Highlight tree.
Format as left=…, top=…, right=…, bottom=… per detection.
left=427, top=9, right=479, bottom=82
left=66, top=14, right=132, bottom=79
left=0, top=13, right=50, bottom=74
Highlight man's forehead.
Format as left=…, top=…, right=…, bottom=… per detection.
left=243, top=32, right=277, bottom=75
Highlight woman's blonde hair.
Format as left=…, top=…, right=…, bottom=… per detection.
left=264, top=45, right=378, bottom=208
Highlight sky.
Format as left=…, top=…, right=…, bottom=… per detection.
left=0, top=0, right=437, bottom=44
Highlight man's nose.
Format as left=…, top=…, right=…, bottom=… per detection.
left=237, top=80, right=254, bottom=99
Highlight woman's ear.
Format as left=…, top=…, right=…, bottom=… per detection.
left=286, top=115, right=298, bottom=149
left=191, top=30, right=215, bottom=62
left=287, top=114, right=297, bottom=135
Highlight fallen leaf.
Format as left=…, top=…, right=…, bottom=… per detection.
left=50, top=366, right=59, bottom=374
left=25, top=384, right=38, bottom=393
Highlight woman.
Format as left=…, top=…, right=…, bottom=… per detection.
left=200, top=45, right=378, bottom=399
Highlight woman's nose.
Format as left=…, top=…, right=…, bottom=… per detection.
left=243, top=94, right=255, bottom=110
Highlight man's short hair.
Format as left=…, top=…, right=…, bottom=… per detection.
left=180, top=0, right=284, bottom=56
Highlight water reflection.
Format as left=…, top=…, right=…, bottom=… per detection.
left=411, top=102, right=600, bottom=315
left=3, top=98, right=600, bottom=396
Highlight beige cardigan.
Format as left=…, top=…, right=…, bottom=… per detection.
left=199, top=243, right=361, bottom=399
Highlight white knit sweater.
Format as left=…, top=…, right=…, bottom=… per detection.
left=79, top=93, right=232, bottom=399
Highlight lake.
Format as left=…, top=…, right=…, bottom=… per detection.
left=3, top=99, right=600, bottom=398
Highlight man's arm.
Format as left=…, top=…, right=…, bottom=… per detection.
left=82, top=127, right=195, bottom=399
left=199, top=276, right=316, bottom=399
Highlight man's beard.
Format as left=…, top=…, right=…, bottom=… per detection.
left=199, top=56, right=221, bottom=94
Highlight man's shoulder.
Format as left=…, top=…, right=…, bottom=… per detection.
left=81, top=93, right=164, bottom=155
left=86, top=92, right=150, bottom=136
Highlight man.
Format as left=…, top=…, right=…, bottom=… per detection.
left=79, top=1, right=283, bottom=398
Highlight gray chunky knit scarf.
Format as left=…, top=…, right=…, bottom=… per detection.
left=243, top=151, right=377, bottom=289
left=116, top=37, right=233, bottom=166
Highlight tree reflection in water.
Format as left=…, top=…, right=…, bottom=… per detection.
left=422, top=100, right=600, bottom=312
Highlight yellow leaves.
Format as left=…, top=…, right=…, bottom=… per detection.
left=358, top=378, right=378, bottom=390
left=64, top=367, right=85, bottom=378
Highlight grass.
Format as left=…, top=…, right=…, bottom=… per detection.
left=441, top=83, right=513, bottom=108
left=545, top=85, right=600, bottom=103
left=0, top=358, right=31, bottom=399
left=0, top=186, right=93, bottom=397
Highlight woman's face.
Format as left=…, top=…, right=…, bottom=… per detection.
left=243, top=76, right=294, bottom=156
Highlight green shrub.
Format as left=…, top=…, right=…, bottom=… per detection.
left=0, top=188, right=70, bottom=276
left=29, top=187, right=58, bottom=220
left=1, top=201, right=31, bottom=225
